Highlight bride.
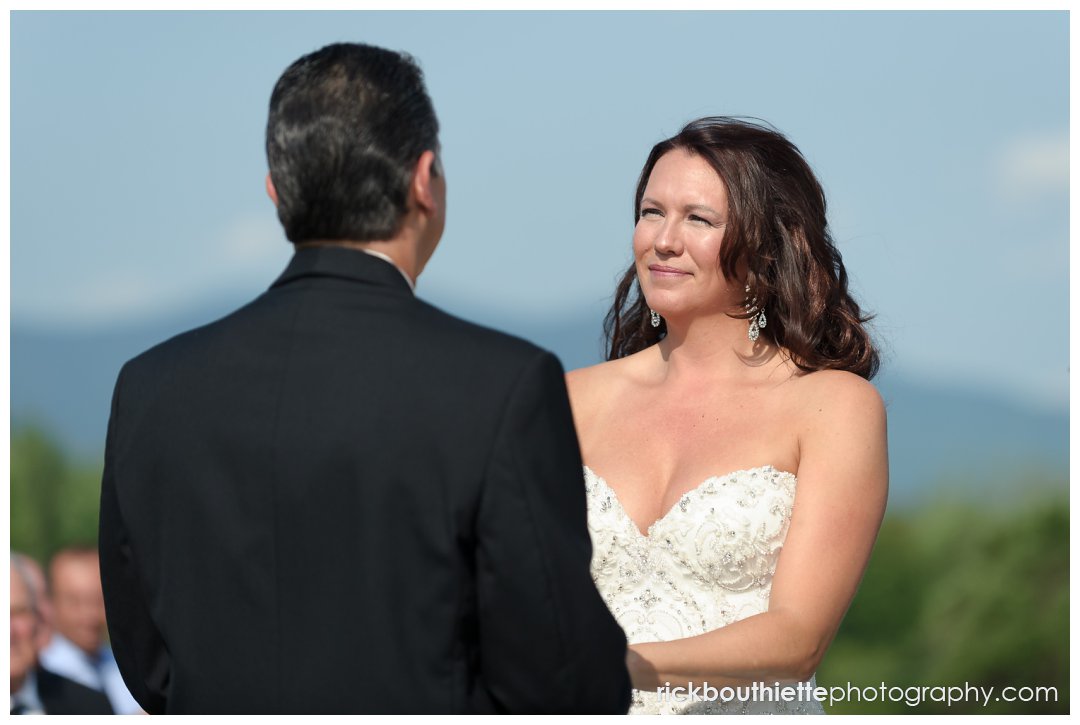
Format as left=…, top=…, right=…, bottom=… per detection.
left=567, top=117, right=888, bottom=715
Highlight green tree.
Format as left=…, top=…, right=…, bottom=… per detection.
left=10, top=424, right=102, bottom=563
left=818, top=474, right=1068, bottom=714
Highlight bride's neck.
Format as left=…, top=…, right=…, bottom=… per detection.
left=657, top=313, right=778, bottom=382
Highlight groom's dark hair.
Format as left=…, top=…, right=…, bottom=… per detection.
left=266, top=42, right=440, bottom=244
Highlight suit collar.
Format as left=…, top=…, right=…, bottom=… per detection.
left=270, top=244, right=415, bottom=295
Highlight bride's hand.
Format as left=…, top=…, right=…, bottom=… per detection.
left=626, top=644, right=660, bottom=691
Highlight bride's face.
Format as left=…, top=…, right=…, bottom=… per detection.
left=633, top=149, right=738, bottom=321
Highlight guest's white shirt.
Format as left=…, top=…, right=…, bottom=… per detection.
left=39, top=634, right=141, bottom=714
left=11, top=670, right=45, bottom=714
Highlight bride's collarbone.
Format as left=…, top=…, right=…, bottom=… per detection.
left=608, top=378, right=793, bottom=418
left=593, top=385, right=807, bottom=451
left=590, top=405, right=780, bottom=454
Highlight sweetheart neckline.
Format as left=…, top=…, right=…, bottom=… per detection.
left=583, top=464, right=797, bottom=540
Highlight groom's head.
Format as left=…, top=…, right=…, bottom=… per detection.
left=265, top=43, right=442, bottom=247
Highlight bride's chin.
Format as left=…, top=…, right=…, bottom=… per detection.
left=642, top=293, right=680, bottom=316
left=647, top=300, right=689, bottom=319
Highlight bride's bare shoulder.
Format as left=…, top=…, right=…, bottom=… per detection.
left=565, top=360, right=618, bottom=409
left=565, top=347, right=656, bottom=416
left=787, top=368, right=887, bottom=444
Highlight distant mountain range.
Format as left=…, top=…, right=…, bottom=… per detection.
left=11, top=293, right=1068, bottom=508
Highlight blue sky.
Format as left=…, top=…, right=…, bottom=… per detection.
left=10, top=10, right=1069, bottom=411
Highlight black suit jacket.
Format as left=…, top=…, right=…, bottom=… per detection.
left=32, top=666, right=114, bottom=715
left=99, top=245, right=630, bottom=714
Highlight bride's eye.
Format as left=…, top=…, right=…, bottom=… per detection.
left=689, top=214, right=724, bottom=228
left=640, top=208, right=662, bottom=219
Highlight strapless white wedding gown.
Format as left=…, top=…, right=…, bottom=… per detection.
left=584, top=465, right=825, bottom=715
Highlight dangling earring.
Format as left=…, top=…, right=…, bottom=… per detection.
left=650, top=309, right=661, bottom=328
left=745, top=284, right=766, bottom=342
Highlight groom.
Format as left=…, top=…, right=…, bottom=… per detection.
left=98, top=42, right=630, bottom=714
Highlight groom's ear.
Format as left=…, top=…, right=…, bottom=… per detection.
left=410, top=150, right=440, bottom=216
left=265, top=173, right=279, bottom=208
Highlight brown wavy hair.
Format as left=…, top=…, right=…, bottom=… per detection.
left=604, top=117, right=879, bottom=380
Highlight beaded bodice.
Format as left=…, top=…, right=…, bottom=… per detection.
left=584, top=465, right=824, bottom=715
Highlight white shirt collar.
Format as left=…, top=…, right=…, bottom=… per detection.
left=12, top=668, right=45, bottom=714
left=358, top=248, right=416, bottom=293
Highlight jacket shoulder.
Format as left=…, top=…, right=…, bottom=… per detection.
left=115, top=298, right=263, bottom=381
left=410, top=299, right=550, bottom=365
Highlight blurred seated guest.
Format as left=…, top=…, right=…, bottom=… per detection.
left=11, top=553, right=53, bottom=650
left=11, top=552, right=113, bottom=714
left=39, top=547, right=140, bottom=714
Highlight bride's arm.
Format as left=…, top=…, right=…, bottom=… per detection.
left=628, top=371, right=888, bottom=690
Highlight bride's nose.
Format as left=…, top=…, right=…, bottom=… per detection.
left=653, top=222, right=682, bottom=256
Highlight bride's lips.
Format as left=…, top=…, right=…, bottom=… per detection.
left=648, top=264, right=691, bottom=278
